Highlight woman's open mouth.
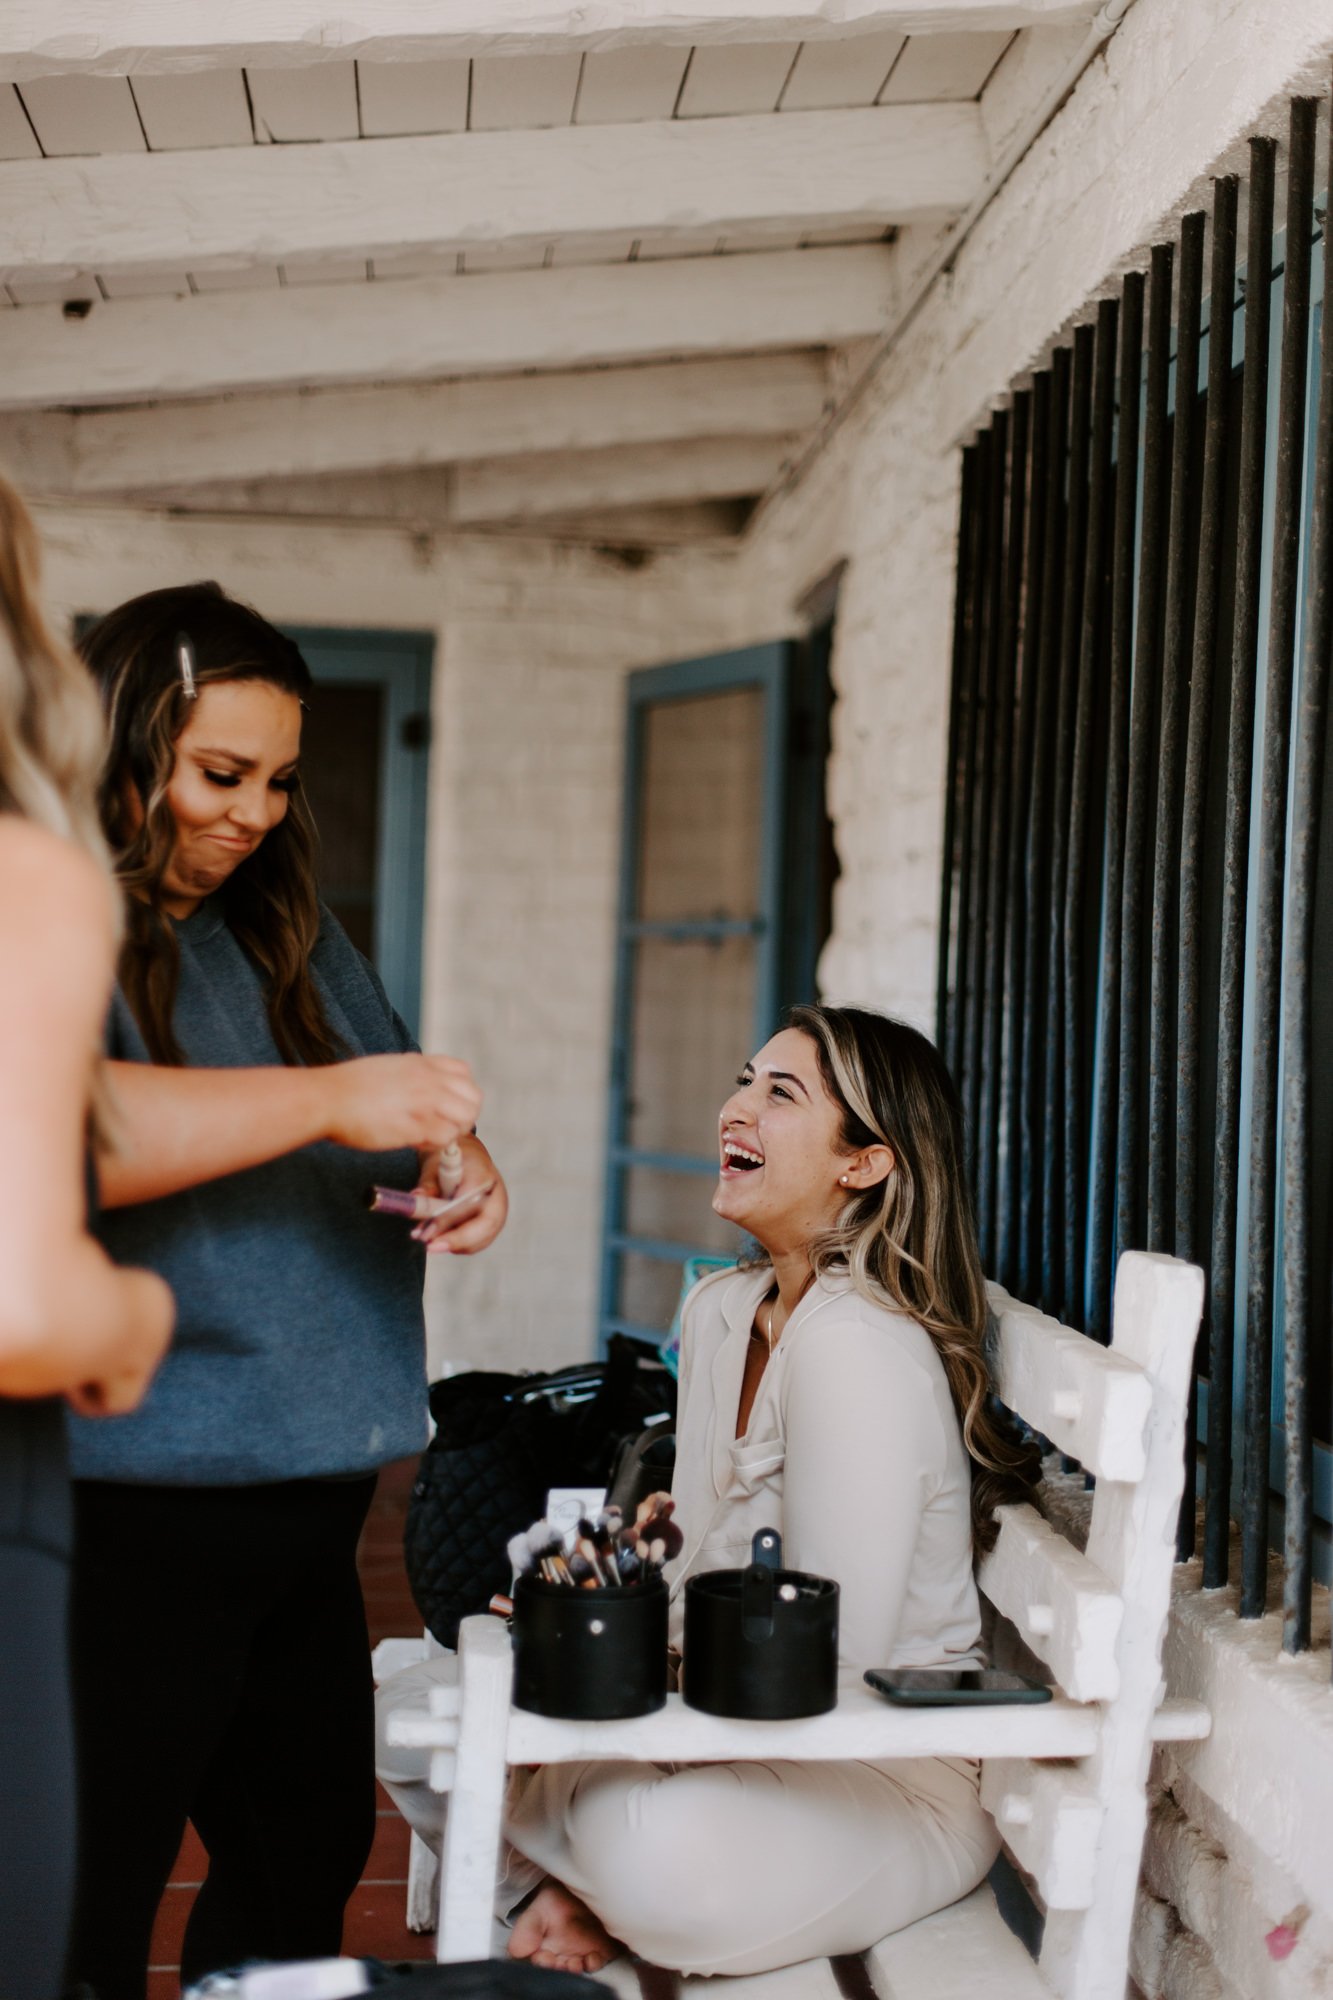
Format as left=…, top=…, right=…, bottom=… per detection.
left=720, top=1139, right=764, bottom=1178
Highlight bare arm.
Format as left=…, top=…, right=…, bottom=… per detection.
left=99, top=1050, right=484, bottom=1208
left=0, top=822, right=174, bottom=1408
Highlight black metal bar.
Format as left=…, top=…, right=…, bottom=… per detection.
left=1088, top=270, right=1145, bottom=1344
left=948, top=429, right=993, bottom=1088
left=1178, top=180, right=1239, bottom=1565
left=979, top=394, right=1030, bottom=1267
left=1062, top=299, right=1118, bottom=1327
left=963, top=415, right=1008, bottom=1174
left=1117, top=243, right=1174, bottom=1265
left=1213, top=136, right=1275, bottom=1596
left=938, top=445, right=981, bottom=1054
left=1242, top=107, right=1315, bottom=1620
left=1282, top=87, right=1333, bottom=1661
left=1042, top=324, right=1094, bottom=1316
left=1149, top=213, right=1205, bottom=1271
left=1019, top=349, right=1071, bottom=1300
left=1000, top=372, right=1052, bottom=1290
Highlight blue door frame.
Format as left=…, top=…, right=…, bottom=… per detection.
left=287, top=625, right=434, bottom=1040
left=598, top=642, right=793, bottom=1351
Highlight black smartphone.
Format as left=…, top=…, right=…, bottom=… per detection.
left=864, top=1666, right=1052, bottom=1706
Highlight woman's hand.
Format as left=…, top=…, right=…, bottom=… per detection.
left=323, top=1053, right=482, bottom=1156
left=412, top=1133, right=509, bottom=1256
left=65, top=1268, right=176, bottom=1419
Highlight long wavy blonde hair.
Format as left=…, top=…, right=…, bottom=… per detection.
left=0, top=477, right=119, bottom=1142
left=782, top=1004, right=1039, bottom=1552
left=0, top=478, right=113, bottom=870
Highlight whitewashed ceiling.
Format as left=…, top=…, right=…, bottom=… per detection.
left=0, top=7, right=1093, bottom=540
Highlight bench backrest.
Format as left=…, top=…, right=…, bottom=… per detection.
left=975, top=1250, right=1204, bottom=2000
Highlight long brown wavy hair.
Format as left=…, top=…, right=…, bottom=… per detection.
left=82, top=581, right=341, bottom=1068
left=783, top=1004, right=1039, bottom=1552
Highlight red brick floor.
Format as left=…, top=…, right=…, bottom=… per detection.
left=148, top=1458, right=436, bottom=1996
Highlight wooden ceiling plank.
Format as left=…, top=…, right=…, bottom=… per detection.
left=131, top=70, right=254, bottom=149
left=877, top=27, right=1014, bottom=100
left=356, top=58, right=470, bottom=136
left=247, top=62, right=359, bottom=140
left=98, top=267, right=194, bottom=299
left=0, top=84, right=39, bottom=158
left=0, top=245, right=894, bottom=405
left=676, top=42, right=800, bottom=116
left=546, top=233, right=638, bottom=266
left=189, top=263, right=282, bottom=293
left=19, top=76, right=146, bottom=154
left=779, top=32, right=906, bottom=108
left=458, top=244, right=551, bottom=272
left=18, top=351, right=831, bottom=492
left=0, top=4, right=1095, bottom=77
left=6, top=270, right=101, bottom=306
left=450, top=434, right=796, bottom=521
left=0, top=103, right=985, bottom=279
left=575, top=47, right=691, bottom=123
left=280, top=256, right=371, bottom=285
left=469, top=54, right=582, bottom=129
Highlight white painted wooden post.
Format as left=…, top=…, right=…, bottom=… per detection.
left=435, top=1615, right=515, bottom=1964
left=1038, top=1250, right=1204, bottom=2000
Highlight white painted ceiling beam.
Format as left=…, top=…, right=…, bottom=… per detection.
left=92, top=436, right=796, bottom=525
left=0, top=3, right=1102, bottom=79
left=0, top=245, right=895, bottom=408
left=454, top=435, right=796, bottom=520
left=0, top=106, right=983, bottom=282
left=0, top=353, right=830, bottom=493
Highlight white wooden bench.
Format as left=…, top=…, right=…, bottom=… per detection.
left=389, top=1250, right=1209, bottom=2000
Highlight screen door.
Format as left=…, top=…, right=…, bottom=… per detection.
left=599, top=644, right=792, bottom=1348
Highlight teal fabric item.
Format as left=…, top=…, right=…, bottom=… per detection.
left=660, top=1256, right=736, bottom=1377
left=72, top=902, right=429, bottom=1486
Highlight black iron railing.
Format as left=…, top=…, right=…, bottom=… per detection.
left=937, top=91, right=1333, bottom=1663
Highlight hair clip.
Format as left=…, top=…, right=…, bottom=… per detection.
left=175, top=631, right=198, bottom=701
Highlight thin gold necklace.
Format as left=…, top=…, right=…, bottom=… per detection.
left=750, top=1292, right=780, bottom=1356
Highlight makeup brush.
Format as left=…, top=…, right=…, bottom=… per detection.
left=586, top=1515, right=622, bottom=1583
left=575, top=1518, right=612, bottom=1585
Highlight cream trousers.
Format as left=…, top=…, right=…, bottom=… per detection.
left=376, top=1657, right=999, bottom=1977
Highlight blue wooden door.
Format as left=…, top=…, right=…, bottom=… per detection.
left=287, top=625, right=433, bottom=1039
left=599, top=643, right=793, bottom=1350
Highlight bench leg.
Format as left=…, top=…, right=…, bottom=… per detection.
left=407, top=1831, right=440, bottom=1933
left=436, top=1615, right=514, bottom=1963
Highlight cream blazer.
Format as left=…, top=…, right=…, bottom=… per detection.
left=664, top=1264, right=983, bottom=1670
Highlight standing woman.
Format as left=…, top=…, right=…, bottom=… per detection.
left=0, top=479, right=174, bottom=2000
left=65, top=582, right=506, bottom=2000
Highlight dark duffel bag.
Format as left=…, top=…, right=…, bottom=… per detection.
left=186, top=1957, right=606, bottom=1998
left=403, top=1333, right=676, bottom=1646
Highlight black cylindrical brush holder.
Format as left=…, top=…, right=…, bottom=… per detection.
left=512, top=1572, right=668, bottom=1720
left=682, top=1529, right=839, bottom=1719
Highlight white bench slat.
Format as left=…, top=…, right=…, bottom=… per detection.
left=868, top=1883, right=1052, bottom=1998
left=681, top=1954, right=846, bottom=2000
left=979, top=1503, right=1122, bottom=1702
left=980, top=1760, right=1102, bottom=1910
left=488, top=1669, right=1100, bottom=1766
left=986, top=1282, right=1153, bottom=1482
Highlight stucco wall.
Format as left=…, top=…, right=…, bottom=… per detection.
left=35, top=505, right=772, bottom=1375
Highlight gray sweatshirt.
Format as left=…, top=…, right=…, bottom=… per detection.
left=72, top=901, right=429, bottom=1486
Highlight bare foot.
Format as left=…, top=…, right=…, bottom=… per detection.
left=507, top=1879, right=624, bottom=1974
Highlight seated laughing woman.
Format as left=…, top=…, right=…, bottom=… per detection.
left=378, top=1004, right=1037, bottom=1977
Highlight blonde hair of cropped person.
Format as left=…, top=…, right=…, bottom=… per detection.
left=0, top=477, right=114, bottom=875
left=782, top=1004, right=1040, bottom=1553
left=0, top=476, right=120, bottom=1139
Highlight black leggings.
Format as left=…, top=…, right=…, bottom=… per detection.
left=0, top=1544, right=75, bottom=2000
left=66, top=1476, right=377, bottom=2000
